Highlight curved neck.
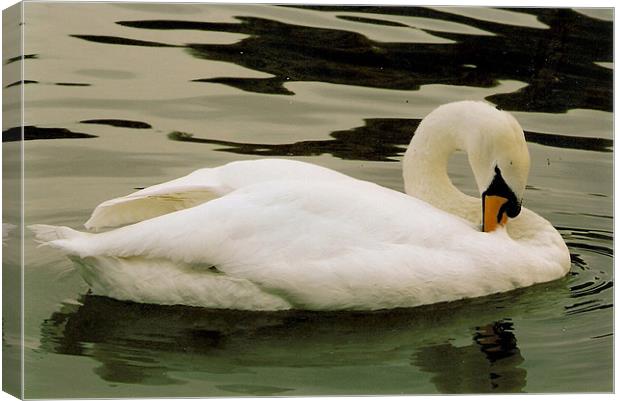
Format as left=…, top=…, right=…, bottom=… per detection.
left=403, top=111, right=480, bottom=224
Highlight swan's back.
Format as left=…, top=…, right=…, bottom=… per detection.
left=85, top=159, right=351, bottom=230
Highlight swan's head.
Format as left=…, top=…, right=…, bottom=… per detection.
left=464, top=105, right=530, bottom=232
left=404, top=101, right=530, bottom=232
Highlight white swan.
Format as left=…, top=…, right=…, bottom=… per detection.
left=30, top=101, right=570, bottom=311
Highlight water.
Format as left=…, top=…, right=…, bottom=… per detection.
left=2, top=3, right=613, bottom=396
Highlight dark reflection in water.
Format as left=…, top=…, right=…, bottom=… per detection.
left=4, top=79, right=38, bottom=88
left=169, top=119, right=419, bottom=161
left=336, top=15, right=410, bottom=27
left=2, top=126, right=97, bottom=142
left=4, top=80, right=92, bottom=88
left=80, top=119, right=153, bottom=129
left=414, top=321, right=526, bottom=393
left=41, top=294, right=532, bottom=392
left=4, top=53, right=38, bottom=65
left=523, top=132, right=612, bottom=153
left=168, top=118, right=612, bottom=162
left=193, top=76, right=294, bottom=95
left=70, top=34, right=177, bottom=48
left=55, top=82, right=91, bottom=87
left=112, top=7, right=612, bottom=113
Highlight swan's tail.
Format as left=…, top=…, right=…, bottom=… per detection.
left=29, top=224, right=83, bottom=242
left=27, top=225, right=291, bottom=310
left=28, top=224, right=94, bottom=257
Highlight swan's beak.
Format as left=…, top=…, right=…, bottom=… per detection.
left=483, top=194, right=509, bottom=232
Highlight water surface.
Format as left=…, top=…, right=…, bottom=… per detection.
left=2, top=3, right=613, bottom=396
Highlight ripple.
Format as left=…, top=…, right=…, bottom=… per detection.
left=564, top=299, right=612, bottom=316
left=560, top=227, right=613, bottom=256
left=565, top=242, right=613, bottom=258
left=571, top=231, right=613, bottom=242
left=569, top=280, right=613, bottom=299
left=557, top=224, right=612, bottom=309
left=569, top=253, right=588, bottom=270
left=565, top=302, right=612, bottom=315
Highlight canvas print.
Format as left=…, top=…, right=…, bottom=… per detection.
left=2, top=1, right=613, bottom=398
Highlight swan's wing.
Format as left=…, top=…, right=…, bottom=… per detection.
left=85, top=159, right=352, bottom=230
left=84, top=168, right=225, bottom=230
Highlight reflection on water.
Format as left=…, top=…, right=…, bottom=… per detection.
left=2, top=126, right=98, bottom=142
left=5, top=79, right=38, bottom=88
left=168, top=118, right=613, bottom=162
left=104, top=7, right=613, bottom=113
left=41, top=294, right=529, bottom=393
left=80, top=119, right=153, bottom=129
left=169, top=118, right=421, bottom=161
left=70, top=34, right=177, bottom=48
left=415, top=321, right=526, bottom=393
left=5, top=53, right=38, bottom=64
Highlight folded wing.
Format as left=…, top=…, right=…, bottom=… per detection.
left=84, top=159, right=352, bottom=230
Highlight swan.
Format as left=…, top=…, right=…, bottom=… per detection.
left=30, top=101, right=571, bottom=311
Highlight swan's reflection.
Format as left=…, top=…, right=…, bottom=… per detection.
left=414, top=321, right=526, bottom=393
left=40, top=293, right=533, bottom=393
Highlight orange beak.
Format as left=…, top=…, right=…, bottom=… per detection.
left=483, top=195, right=509, bottom=232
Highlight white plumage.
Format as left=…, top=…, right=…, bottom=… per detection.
left=30, top=101, right=571, bottom=310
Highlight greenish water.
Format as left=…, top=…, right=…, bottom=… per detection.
left=2, top=3, right=613, bottom=397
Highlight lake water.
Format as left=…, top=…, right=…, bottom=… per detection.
left=2, top=3, right=613, bottom=397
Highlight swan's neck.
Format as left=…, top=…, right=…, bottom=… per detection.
left=403, top=112, right=480, bottom=224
